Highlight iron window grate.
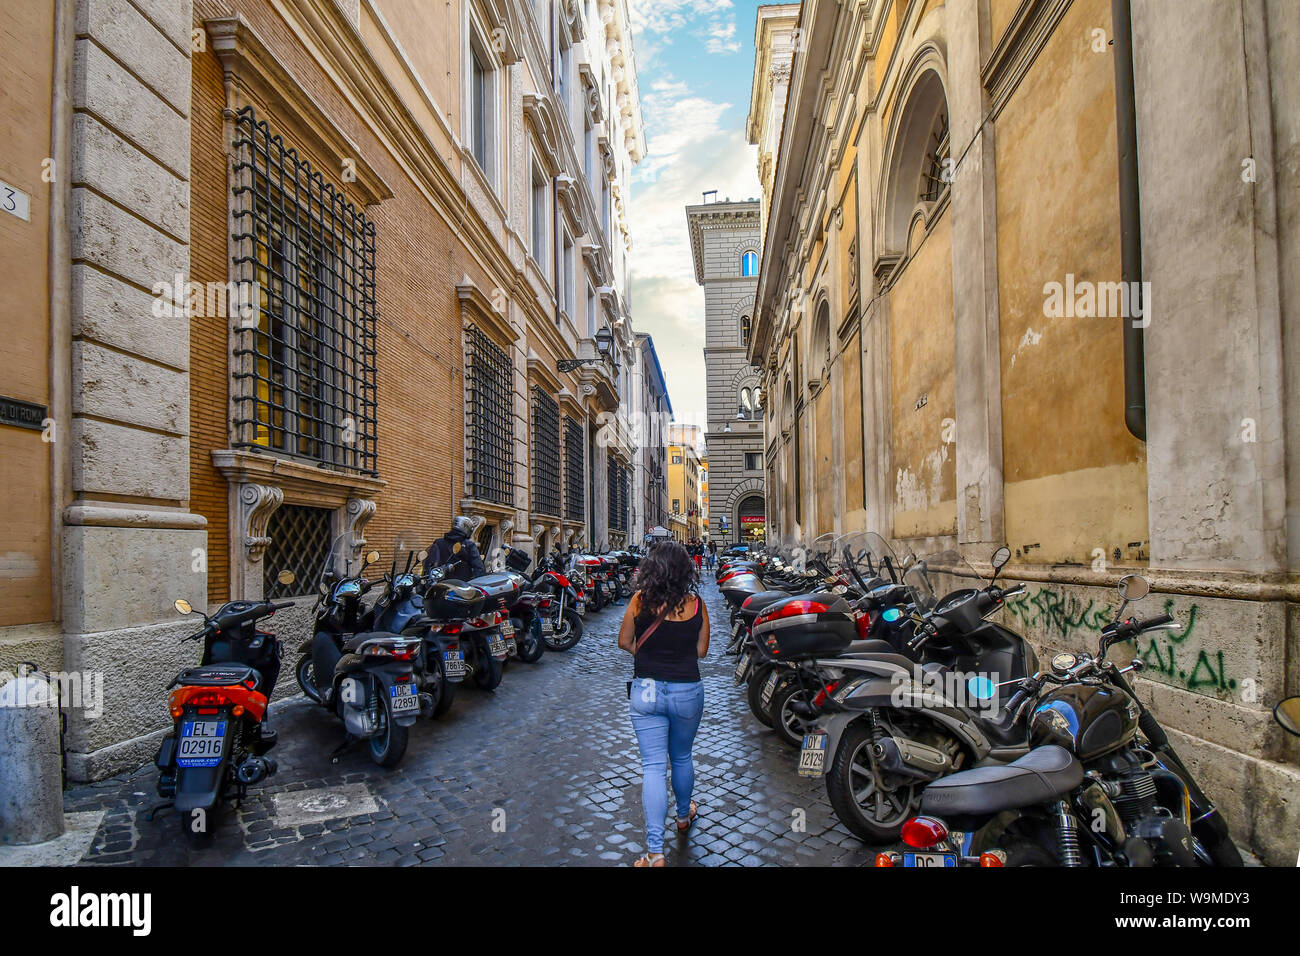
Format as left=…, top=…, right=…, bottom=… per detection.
left=229, top=106, right=378, bottom=475
left=531, top=386, right=561, bottom=518
left=466, top=324, right=514, bottom=506
left=264, top=504, right=332, bottom=598
left=607, top=457, right=629, bottom=534
left=564, top=416, right=584, bottom=521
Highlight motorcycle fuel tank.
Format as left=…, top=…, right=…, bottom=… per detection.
left=1031, top=682, right=1141, bottom=761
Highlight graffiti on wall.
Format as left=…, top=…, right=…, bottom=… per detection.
left=1005, top=587, right=1239, bottom=699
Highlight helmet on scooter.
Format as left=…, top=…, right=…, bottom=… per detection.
left=450, top=515, right=475, bottom=538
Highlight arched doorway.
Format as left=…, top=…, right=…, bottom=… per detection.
left=737, top=494, right=766, bottom=545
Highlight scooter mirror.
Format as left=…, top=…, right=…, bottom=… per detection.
left=366, top=550, right=380, bottom=566
left=1274, top=696, right=1300, bottom=737
left=276, top=569, right=296, bottom=586
left=174, top=598, right=193, bottom=615
left=992, top=546, right=1011, bottom=571
left=1117, top=574, right=1150, bottom=602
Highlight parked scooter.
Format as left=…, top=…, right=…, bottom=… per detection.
left=797, top=545, right=1037, bottom=843
left=154, top=569, right=296, bottom=842
left=295, top=540, right=428, bottom=767
left=882, top=574, right=1243, bottom=867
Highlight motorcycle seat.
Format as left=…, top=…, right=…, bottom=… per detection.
left=919, top=745, right=1083, bottom=817
left=174, top=663, right=261, bottom=689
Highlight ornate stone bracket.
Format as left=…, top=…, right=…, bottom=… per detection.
left=239, top=483, right=284, bottom=563
left=343, top=497, right=377, bottom=562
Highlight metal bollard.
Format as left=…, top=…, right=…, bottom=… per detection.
left=0, top=667, right=66, bottom=845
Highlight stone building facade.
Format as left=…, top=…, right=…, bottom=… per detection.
left=629, top=332, right=670, bottom=542
left=746, top=0, right=1300, bottom=863
left=0, top=0, right=653, bottom=779
left=687, top=199, right=766, bottom=548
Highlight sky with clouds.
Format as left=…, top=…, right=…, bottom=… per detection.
left=626, top=0, right=766, bottom=429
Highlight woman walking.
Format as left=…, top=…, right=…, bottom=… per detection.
left=617, top=542, right=710, bottom=866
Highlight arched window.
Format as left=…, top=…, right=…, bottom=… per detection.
left=741, top=251, right=758, bottom=277
left=739, top=386, right=763, bottom=420
left=740, top=314, right=752, bottom=347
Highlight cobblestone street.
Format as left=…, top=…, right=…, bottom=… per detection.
left=60, top=578, right=882, bottom=867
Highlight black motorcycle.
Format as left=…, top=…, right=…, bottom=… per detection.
left=295, top=543, right=428, bottom=767
left=154, top=569, right=295, bottom=842
left=884, top=574, right=1243, bottom=867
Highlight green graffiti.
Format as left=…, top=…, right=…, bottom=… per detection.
left=1005, top=587, right=1115, bottom=640
left=1008, top=590, right=1238, bottom=699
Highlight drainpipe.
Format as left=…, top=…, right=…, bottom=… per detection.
left=1112, top=0, right=1146, bottom=441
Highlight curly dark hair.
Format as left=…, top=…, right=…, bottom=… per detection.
left=633, top=541, right=698, bottom=631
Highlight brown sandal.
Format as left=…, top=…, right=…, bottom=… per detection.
left=633, top=852, right=665, bottom=867
left=676, top=800, right=699, bottom=832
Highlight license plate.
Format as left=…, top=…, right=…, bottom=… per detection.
left=731, top=620, right=743, bottom=639
left=501, top=623, right=514, bottom=637
left=443, top=650, right=465, bottom=678
left=390, top=683, right=420, bottom=714
left=541, top=618, right=554, bottom=633
left=761, top=670, right=780, bottom=707
left=798, top=732, right=827, bottom=778
left=903, top=852, right=957, bottom=867
left=488, top=635, right=508, bottom=659
left=734, top=652, right=752, bottom=685
left=178, top=720, right=226, bottom=768
left=576, top=602, right=585, bottom=614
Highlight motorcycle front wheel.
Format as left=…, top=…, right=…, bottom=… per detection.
left=543, top=609, right=583, bottom=651
left=826, top=721, right=921, bottom=844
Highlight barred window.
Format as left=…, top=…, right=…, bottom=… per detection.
left=263, top=504, right=332, bottom=598
left=607, top=458, right=629, bottom=533
left=531, top=386, right=561, bottom=517
left=564, top=416, right=584, bottom=521
left=466, top=325, right=514, bottom=505
left=231, top=107, right=377, bottom=475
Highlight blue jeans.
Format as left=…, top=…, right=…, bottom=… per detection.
left=629, top=678, right=704, bottom=854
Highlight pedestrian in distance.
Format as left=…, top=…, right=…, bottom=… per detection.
left=617, top=541, right=709, bottom=866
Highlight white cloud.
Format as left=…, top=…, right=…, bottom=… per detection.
left=627, top=77, right=760, bottom=427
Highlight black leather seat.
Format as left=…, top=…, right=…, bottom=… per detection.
left=175, top=663, right=261, bottom=689
left=919, top=745, right=1083, bottom=816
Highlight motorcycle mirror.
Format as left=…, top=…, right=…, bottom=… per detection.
left=1117, top=574, right=1150, bottom=602
left=319, top=581, right=329, bottom=595
left=991, top=546, right=1010, bottom=574
left=276, top=569, right=296, bottom=586
left=365, top=550, right=380, bottom=566
left=1274, top=696, right=1300, bottom=737
left=174, top=598, right=193, bottom=615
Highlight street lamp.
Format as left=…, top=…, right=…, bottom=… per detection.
left=558, top=325, right=615, bottom=372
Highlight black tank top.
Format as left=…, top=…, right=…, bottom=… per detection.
left=633, top=595, right=702, bottom=683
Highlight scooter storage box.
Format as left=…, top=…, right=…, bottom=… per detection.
left=424, top=581, right=486, bottom=619
left=753, top=593, right=857, bottom=659
left=468, top=572, right=525, bottom=611
left=719, top=572, right=764, bottom=606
